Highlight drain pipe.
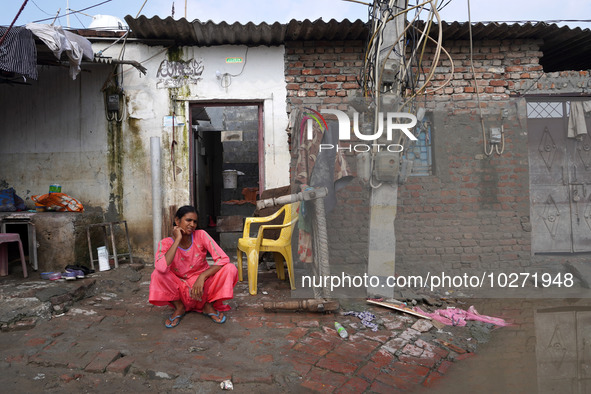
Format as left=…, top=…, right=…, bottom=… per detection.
left=151, top=137, right=162, bottom=256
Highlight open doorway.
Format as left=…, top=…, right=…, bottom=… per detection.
left=191, top=103, right=262, bottom=250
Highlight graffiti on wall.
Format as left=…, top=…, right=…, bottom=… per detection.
left=156, top=58, right=204, bottom=88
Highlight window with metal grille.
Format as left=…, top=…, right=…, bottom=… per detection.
left=527, top=101, right=565, bottom=118
left=404, top=120, right=432, bottom=176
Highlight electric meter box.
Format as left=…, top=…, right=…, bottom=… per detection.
left=107, top=94, right=119, bottom=111
left=374, top=151, right=400, bottom=183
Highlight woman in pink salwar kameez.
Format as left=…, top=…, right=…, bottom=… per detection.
left=149, top=206, right=238, bottom=328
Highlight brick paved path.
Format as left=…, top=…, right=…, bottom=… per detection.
left=0, top=267, right=550, bottom=393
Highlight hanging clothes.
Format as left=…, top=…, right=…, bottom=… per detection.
left=0, top=26, right=37, bottom=80
left=25, top=23, right=94, bottom=80
left=567, top=101, right=591, bottom=139
left=293, top=109, right=353, bottom=263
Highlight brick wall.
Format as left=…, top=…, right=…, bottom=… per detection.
left=284, top=37, right=588, bottom=275
left=396, top=39, right=542, bottom=274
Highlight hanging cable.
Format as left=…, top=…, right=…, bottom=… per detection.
left=467, top=0, right=504, bottom=155
left=135, top=0, right=150, bottom=18
left=33, top=0, right=114, bottom=24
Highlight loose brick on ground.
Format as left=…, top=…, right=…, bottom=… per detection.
left=411, top=319, right=433, bottom=332
left=383, top=337, right=408, bottom=354
left=106, top=356, right=135, bottom=375
left=84, top=349, right=121, bottom=373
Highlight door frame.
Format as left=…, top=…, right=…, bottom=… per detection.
left=188, top=100, right=265, bottom=211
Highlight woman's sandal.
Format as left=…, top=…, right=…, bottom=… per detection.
left=165, top=313, right=185, bottom=328
left=206, top=311, right=226, bottom=324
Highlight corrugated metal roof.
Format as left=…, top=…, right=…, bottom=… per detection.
left=123, top=16, right=369, bottom=46
left=421, top=21, right=591, bottom=72
left=121, top=16, right=591, bottom=72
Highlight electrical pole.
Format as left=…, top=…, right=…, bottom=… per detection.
left=366, top=0, right=408, bottom=298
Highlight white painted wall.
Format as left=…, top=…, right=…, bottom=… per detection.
left=91, top=41, right=289, bottom=257
left=0, top=65, right=112, bottom=207
left=0, top=40, right=289, bottom=261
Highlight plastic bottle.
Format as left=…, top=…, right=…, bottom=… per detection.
left=334, top=322, right=349, bottom=339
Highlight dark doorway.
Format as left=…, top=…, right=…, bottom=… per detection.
left=191, top=104, right=262, bottom=250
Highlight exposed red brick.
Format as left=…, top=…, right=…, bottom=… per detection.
left=199, top=373, right=232, bottom=381
left=437, top=360, right=454, bottom=374
left=84, top=350, right=121, bottom=373
left=316, top=358, right=358, bottom=374
left=334, top=377, right=370, bottom=394
left=106, top=356, right=135, bottom=375
left=422, top=371, right=444, bottom=388
left=255, top=354, right=273, bottom=363
left=286, top=327, right=309, bottom=340
left=301, top=380, right=338, bottom=392
left=455, top=352, right=476, bottom=361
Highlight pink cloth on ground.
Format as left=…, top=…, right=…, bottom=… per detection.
left=149, top=230, right=238, bottom=313
left=413, top=305, right=510, bottom=327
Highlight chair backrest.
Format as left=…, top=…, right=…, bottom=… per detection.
left=277, top=204, right=295, bottom=243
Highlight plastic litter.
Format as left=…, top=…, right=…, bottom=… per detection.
left=188, top=346, right=208, bottom=352
left=49, top=272, right=62, bottom=281
left=334, top=322, right=349, bottom=339
left=344, top=310, right=379, bottom=332
left=40, top=272, right=54, bottom=280
left=220, top=379, right=233, bottom=390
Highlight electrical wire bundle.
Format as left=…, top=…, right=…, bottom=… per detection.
left=361, top=0, right=453, bottom=111
left=358, top=0, right=455, bottom=187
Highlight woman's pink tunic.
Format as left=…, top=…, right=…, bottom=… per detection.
left=149, top=230, right=238, bottom=312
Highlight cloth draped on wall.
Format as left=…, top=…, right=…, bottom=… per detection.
left=293, top=109, right=353, bottom=263
left=567, top=101, right=591, bottom=139
left=25, top=23, right=94, bottom=80
left=0, top=26, right=38, bottom=80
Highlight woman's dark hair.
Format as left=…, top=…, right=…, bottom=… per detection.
left=174, top=205, right=198, bottom=225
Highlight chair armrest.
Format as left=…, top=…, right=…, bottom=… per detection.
left=254, top=217, right=299, bottom=250
left=243, top=204, right=288, bottom=237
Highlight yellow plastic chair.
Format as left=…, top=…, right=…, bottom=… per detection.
left=237, top=203, right=298, bottom=295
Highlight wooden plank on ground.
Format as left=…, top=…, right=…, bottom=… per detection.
left=366, top=299, right=432, bottom=320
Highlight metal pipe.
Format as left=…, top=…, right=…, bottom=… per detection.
left=256, top=187, right=328, bottom=210
left=151, top=137, right=162, bottom=257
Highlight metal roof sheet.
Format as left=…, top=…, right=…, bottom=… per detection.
left=422, top=21, right=591, bottom=72
left=118, top=17, right=591, bottom=72
left=123, top=16, right=369, bottom=46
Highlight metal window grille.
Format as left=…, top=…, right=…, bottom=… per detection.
left=405, top=122, right=432, bottom=176
left=527, top=102, right=564, bottom=118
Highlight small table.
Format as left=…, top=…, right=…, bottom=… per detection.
left=0, top=233, right=28, bottom=278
